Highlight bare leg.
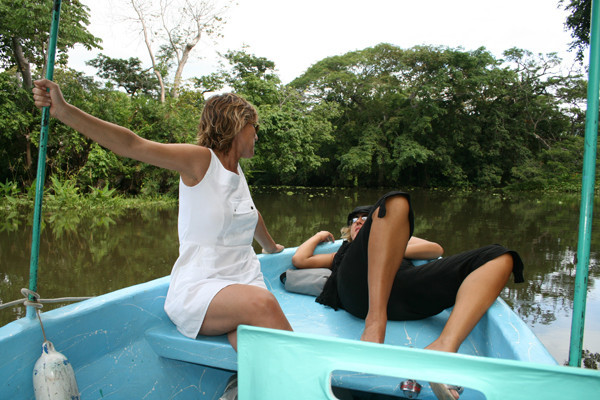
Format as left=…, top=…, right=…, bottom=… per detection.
left=200, top=284, right=293, bottom=351
left=425, top=253, right=513, bottom=353
left=426, top=253, right=513, bottom=400
left=362, top=196, right=411, bottom=343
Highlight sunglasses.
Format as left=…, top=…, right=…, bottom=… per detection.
left=351, top=216, right=368, bottom=224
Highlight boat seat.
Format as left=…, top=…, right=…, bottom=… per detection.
left=145, top=324, right=237, bottom=370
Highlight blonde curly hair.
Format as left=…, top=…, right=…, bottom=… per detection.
left=197, top=93, right=258, bottom=154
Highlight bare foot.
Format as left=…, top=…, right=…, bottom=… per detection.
left=430, top=382, right=462, bottom=400
left=360, top=317, right=386, bottom=343
left=426, top=341, right=462, bottom=399
left=424, top=337, right=460, bottom=354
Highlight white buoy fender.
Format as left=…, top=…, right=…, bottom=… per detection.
left=33, top=341, right=80, bottom=400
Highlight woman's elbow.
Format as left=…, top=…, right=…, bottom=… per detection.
left=291, top=254, right=303, bottom=268
left=292, top=253, right=316, bottom=269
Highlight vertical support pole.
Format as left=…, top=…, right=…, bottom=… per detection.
left=568, top=0, right=600, bottom=367
left=27, top=0, right=62, bottom=319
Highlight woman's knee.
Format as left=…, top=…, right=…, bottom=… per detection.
left=246, top=289, right=289, bottom=326
left=384, top=195, right=410, bottom=213
left=249, top=290, right=280, bottom=313
left=484, top=253, right=514, bottom=282
left=372, top=196, right=410, bottom=223
left=494, top=253, right=514, bottom=270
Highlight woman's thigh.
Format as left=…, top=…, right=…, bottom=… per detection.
left=199, top=284, right=289, bottom=336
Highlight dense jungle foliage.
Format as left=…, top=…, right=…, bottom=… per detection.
left=0, top=0, right=595, bottom=199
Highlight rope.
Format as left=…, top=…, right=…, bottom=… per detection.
left=0, top=288, right=92, bottom=311
left=0, top=289, right=91, bottom=344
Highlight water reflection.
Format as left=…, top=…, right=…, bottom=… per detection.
left=1, top=188, right=598, bottom=365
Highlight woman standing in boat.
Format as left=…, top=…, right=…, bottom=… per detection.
left=292, top=191, right=524, bottom=400
left=32, top=80, right=293, bottom=354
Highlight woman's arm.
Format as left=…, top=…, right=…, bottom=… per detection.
left=32, top=79, right=210, bottom=184
left=291, top=231, right=336, bottom=269
left=404, top=236, right=444, bottom=260
left=255, top=211, right=284, bottom=254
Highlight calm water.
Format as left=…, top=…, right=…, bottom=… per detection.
left=1, top=187, right=599, bottom=366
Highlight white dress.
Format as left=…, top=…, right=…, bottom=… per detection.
left=164, top=149, right=266, bottom=338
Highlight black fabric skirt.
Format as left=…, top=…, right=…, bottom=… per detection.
left=335, top=193, right=525, bottom=320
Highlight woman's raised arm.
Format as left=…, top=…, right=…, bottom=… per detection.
left=32, top=79, right=210, bottom=184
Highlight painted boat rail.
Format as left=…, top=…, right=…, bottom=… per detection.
left=238, top=325, right=600, bottom=400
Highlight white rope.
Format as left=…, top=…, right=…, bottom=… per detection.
left=0, top=288, right=92, bottom=311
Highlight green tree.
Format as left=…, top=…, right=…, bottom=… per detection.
left=220, top=48, right=281, bottom=106
left=499, top=48, right=584, bottom=189
left=0, top=0, right=102, bottom=183
left=38, top=68, right=104, bottom=182
left=192, top=71, right=225, bottom=94
left=560, top=0, right=592, bottom=61
left=246, top=94, right=339, bottom=185
left=291, top=43, right=412, bottom=186
left=87, top=54, right=159, bottom=97
left=0, top=71, right=36, bottom=182
left=70, top=82, right=202, bottom=195
left=292, top=43, right=581, bottom=189
left=293, top=44, right=475, bottom=187
left=0, top=0, right=102, bottom=90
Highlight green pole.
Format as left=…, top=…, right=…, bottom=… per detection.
left=568, top=0, right=600, bottom=367
left=27, top=0, right=62, bottom=319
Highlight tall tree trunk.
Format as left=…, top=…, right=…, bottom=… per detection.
left=11, top=37, right=32, bottom=91
left=130, top=0, right=231, bottom=99
left=164, top=0, right=222, bottom=98
left=172, top=39, right=199, bottom=98
left=12, top=37, right=34, bottom=172
left=131, top=0, right=166, bottom=103
left=25, top=133, right=32, bottom=170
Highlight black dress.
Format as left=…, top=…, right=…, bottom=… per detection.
left=316, top=191, right=525, bottom=320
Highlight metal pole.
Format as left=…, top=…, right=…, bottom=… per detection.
left=27, top=0, right=62, bottom=319
left=568, top=0, right=600, bottom=367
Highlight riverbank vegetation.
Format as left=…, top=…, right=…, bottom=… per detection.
left=0, top=176, right=176, bottom=235
left=1, top=0, right=595, bottom=203
left=2, top=44, right=591, bottom=194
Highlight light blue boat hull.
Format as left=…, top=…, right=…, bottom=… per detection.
left=0, top=242, right=557, bottom=399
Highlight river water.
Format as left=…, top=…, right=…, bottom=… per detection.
left=1, top=187, right=599, bottom=366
